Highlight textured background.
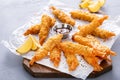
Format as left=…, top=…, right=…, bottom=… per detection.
left=0, top=0, right=120, bottom=80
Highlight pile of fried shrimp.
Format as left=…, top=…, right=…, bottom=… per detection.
left=24, top=6, right=116, bottom=71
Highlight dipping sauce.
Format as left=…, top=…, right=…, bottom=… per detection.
left=53, top=23, right=72, bottom=39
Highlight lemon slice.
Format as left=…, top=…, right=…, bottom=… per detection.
left=16, top=35, right=32, bottom=54
left=88, top=1, right=101, bottom=12
left=81, top=0, right=85, bottom=2
left=99, top=0, right=106, bottom=6
left=89, top=0, right=94, bottom=4
left=29, top=35, right=40, bottom=50
left=80, top=0, right=91, bottom=8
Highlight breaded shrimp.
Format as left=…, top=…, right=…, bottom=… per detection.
left=91, top=27, right=115, bottom=39
left=64, top=52, right=79, bottom=71
left=86, top=35, right=116, bottom=56
left=29, top=34, right=63, bottom=66
left=60, top=41, right=103, bottom=57
left=50, top=46, right=61, bottom=67
left=70, top=10, right=98, bottom=22
left=39, top=15, right=56, bottom=45
left=50, top=6, right=75, bottom=26
left=72, top=35, right=116, bottom=61
left=77, top=15, right=108, bottom=36
left=50, top=18, right=56, bottom=27
left=72, top=34, right=93, bottom=47
left=24, top=15, right=56, bottom=36
left=60, top=41, right=103, bottom=71
left=24, top=24, right=41, bottom=36
left=29, top=48, right=48, bottom=66
left=83, top=55, right=103, bottom=71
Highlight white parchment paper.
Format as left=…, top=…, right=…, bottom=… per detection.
left=1, top=0, right=120, bottom=79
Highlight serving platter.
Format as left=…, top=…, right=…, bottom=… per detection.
left=2, top=0, right=120, bottom=79
left=23, top=58, right=112, bottom=78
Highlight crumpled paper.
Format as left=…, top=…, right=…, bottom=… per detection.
left=1, top=0, right=120, bottom=79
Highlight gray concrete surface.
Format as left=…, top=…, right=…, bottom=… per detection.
left=0, top=0, right=120, bottom=80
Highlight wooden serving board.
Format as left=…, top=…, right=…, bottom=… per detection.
left=23, top=58, right=112, bottom=78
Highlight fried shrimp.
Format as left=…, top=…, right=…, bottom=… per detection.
left=60, top=41, right=103, bottom=71
left=50, top=46, right=61, bottom=67
left=86, top=35, right=116, bottom=56
left=91, top=27, right=115, bottom=39
left=77, top=15, right=108, bottom=36
left=70, top=10, right=98, bottom=22
left=72, top=35, right=116, bottom=61
left=24, top=14, right=56, bottom=45
left=83, top=55, right=103, bottom=71
left=24, top=24, right=41, bottom=36
left=29, top=48, right=48, bottom=66
left=50, top=17, right=56, bottom=27
left=61, top=41, right=104, bottom=57
left=29, top=34, right=63, bottom=66
left=64, top=52, right=79, bottom=71
left=50, top=6, right=75, bottom=26
left=72, top=34, right=93, bottom=47
left=39, top=15, right=56, bottom=45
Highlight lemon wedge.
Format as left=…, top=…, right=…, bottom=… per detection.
left=88, top=1, right=101, bottom=12
left=99, top=0, right=106, bottom=6
left=29, top=35, right=40, bottom=50
left=16, top=35, right=33, bottom=54
left=81, top=0, right=85, bottom=2
left=16, top=35, right=40, bottom=54
left=80, top=0, right=91, bottom=8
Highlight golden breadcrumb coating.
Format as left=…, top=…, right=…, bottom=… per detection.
left=64, top=52, right=79, bottom=71
left=91, top=27, right=115, bottom=39
left=24, top=24, right=41, bottom=36
left=50, top=46, right=61, bottom=67
left=76, top=15, right=108, bottom=36
left=60, top=41, right=103, bottom=71
left=50, top=6, right=75, bottom=26
left=39, top=15, right=56, bottom=45
left=72, top=35, right=116, bottom=61
left=70, top=10, right=98, bottom=22
left=29, top=34, right=63, bottom=66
